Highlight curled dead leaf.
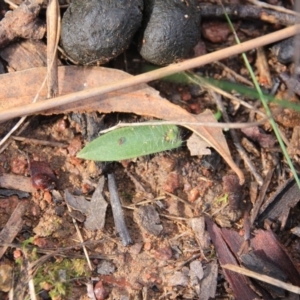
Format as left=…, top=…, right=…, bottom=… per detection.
left=0, top=66, right=244, bottom=183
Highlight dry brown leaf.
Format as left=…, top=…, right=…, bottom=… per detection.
left=0, top=39, right=48, bottom=71
left=0, top=66, right=244, bottom=183
left=187, top=133, right=211, bottom=156
left=0, top=200, right=28, bottom=259
left=0, top=0, right=45, bottom=48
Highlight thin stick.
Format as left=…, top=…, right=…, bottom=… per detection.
left=250, top=168, right=274, bottom=225
left=46, top=0, right=60, bottom=98
left=212, top=90, right=264, bottom=185
left=65, top=202, right=93, bottom=270
left=0, top=24, right=299, bottom=122
left=99, top=119, right=268, bottom=134
left=4, top=0, right=18, bottom=9
left=223, top=264, right=300, bottom=294
left=184, top=72, right=267, bottom=117
left=28, top=277, right=37, bottom=300
left=11, top=136, right=68, bottom=148
left=107, top=173, right=132, bottom=246
left=213, top=61, right=254, bottom=87
left=248, top=0, right=300, bottom=16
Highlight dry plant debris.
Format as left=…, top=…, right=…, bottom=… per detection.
left=0, top=1, right=300, bottom=299
left=65, top=177, right=107, bottom=231
left=0, top=0, right=45, bottom=48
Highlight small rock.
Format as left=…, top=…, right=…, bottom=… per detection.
left=271, top=37, right=294, bottom=64
left=159, top=156, right=177, bottom=172
left=43, top=190, right=52, bottom=204
left=188, top=187, right=199, bottom=202
left=163, top=172, right=180, bottom=193
left=181, top=90, right=192, bottom=102
left=199, top=260, right=218, bottom=300
left=67, top=136, right=82, bottom=156
left=134, top=205, right=163, bottom=236
left=154, top=246, right=173, bottom=261
left=189, top=260, right=204, bottom=281
left=169, top=271, right=189, bottom=287
left=202, top=21, right=232, bottom=43
left=94, top=281, right=109, bottom=300
left=13, top=249, right=22, bottom=260
left=97, top=260, right=116, bottom=275
left=190, top=84, right=202, bottom=97
left=10, top=157, right=27, bottom=175
left=171, top=94, right=181, bottom=103
left=189, top=217, right=211, bottom=249
left=144, top=241, right=152, bottom=251
left=129, top=243, right=143, bottom=255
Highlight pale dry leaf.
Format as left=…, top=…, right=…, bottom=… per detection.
left=64, top=176, right=107, bottom=231
left=134, top=205, right=163, bottom=236
left=187, top=133, right=211, bottom=156
left=0, top=66, right=243, bottom=183
left=199, top=260, right=218, bottom=300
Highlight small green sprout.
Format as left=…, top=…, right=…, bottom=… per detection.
left=216, top=193, right=229, bottom=205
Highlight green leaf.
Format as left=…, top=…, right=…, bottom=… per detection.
left=77, top=124, right=182, bottom=161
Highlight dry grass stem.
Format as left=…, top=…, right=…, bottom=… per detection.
left=212, top=90, right=264, bottom=185
left=223, top=264, right=300, bottom=294
left=4, top=0, right=18, bottom=9
left=248, top=0, right=300, bottom=16
left=46, top=0, right=60, bottom=98
left=65, top=203, right=93, bottom=271
left=0, top=24, right=299, bottom=122
left=213, top=61, right=254, bottom=87
left=100, top=119, right=269, bottom=134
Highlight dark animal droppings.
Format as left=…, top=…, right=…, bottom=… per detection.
left=139, top=0, right=201, bottom=65
left=61, top=0, right=200, bottom=66
left=61, top=0, right=143, bottom=64
left=270, top=37, right=294, bottom=64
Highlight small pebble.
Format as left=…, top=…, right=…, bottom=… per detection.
left=154, top=246, right=173, bottom=261
left=94, top=281, right=109, bottom=300
left=10, top=157, right=27, bottom=175
left=169, top=271, right=189, bottom=287
left=271, top=37, right=294, bottom=64
left=189, top=260, right=204, bottom=281
left=163, top=172, right=180, bottom=193
left=97, top=260, right=116, bottom=275
left=188, top=187, right=199, bottom=202
left=144, top=241, right=152, bottom=251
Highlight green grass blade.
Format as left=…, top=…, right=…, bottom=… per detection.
left=221, top=3, right=300, bottom=189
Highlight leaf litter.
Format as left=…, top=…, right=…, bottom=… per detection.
left=1, top=1, right=300, bottom=299
left=65, top=177, right=107, bottom=231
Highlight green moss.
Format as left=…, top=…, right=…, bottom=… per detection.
left=34, top=258, right=90, bottom=299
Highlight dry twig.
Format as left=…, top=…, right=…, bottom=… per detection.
left=0, top=24, right=299, bottom=122
left=223, top=264, right=300, bottom=294
left=46, top=0, right=60, bottom=98
left=108, top=174, right=132, bottom=246
left=212, top=90, right=264, bottom=185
